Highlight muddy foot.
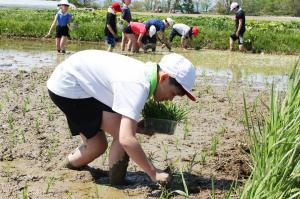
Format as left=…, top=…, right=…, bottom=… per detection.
left=109, top=153, right=129, bottom=185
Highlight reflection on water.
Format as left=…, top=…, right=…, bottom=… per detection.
left=0, top=38, right=298, bottom=89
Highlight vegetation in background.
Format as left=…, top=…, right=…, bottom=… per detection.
left=215, top=0, right=300, bottom=17
left=0, top=9, right=299, bottom=53
left=241, top=60, right=300, bottom=198
left=142, top=99, right=188, bottom=121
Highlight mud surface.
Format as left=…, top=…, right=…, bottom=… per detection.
left=0, top=66, right=271, bottom=198
left=1, top=38, right=293, bottom=198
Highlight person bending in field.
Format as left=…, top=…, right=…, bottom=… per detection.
left=120, top=0, right=132, bottom=52
left=104, top=2, right=122, bottom=52
left=229, top=2, right=246, bottom=52
left=122, top=22, right=156, bottom=53
left=45, top=0, right=72, bottom=54
left=144, top=18, right=174, bottom=51
left=169, top=24, right=199, bottom=49
left=47, top=50, right=196, bottom=185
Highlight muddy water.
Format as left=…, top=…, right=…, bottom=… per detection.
left=1, top=38, right=298, bottom=89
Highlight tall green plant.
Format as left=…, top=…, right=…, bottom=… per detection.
left=241, top=60, right=300, bottom=198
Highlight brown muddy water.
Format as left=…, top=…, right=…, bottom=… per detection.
left=0, top=38, right=299, bottom=198
left=1, top=38, right=298, bottom=90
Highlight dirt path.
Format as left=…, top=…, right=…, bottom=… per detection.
left=0, top=68, right=268, bottom=198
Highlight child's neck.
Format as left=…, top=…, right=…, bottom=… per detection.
left=61, top=9, right=68, bottom=14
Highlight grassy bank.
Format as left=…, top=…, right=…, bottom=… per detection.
left=0, top=9, right=299, bottom=54
left=241, top=61, right=300, bottom=198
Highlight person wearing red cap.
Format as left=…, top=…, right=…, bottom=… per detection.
left=104, top=2, right=121, bottom=52
left=47, top=50, right=196, bottom=186
left=169, top=23, right=199, bottom=49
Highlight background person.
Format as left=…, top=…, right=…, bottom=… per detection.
left=169, top=24, right=199, bottom=49
left=229, top=2, right=246, bottom=52
left=144, top=18, right=174, bottom=51
left=104, top=2, right=121, bottom=52
left=120, top=0, right=132, bottom=52
left=122, top=22, right=156, bottom=53
left=47, top=50, right=196, bottom=185
left=45, top=0, right=72, bottom=54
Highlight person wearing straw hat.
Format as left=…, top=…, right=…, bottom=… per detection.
left=45, top=0, right=72, bottom=54
left=104, top=2, right=122, bottom=52
left=169, top=23, right=199, bottom=49
left=122, top=22, right=156, bottom=53
left=47, top=50, right=196, bottom=185
left=229, top=2, right=246, bottom=52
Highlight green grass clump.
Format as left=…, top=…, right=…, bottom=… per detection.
left=142, top=99, right=188, bottom=122
left=241, top=60, right=300, bottom=198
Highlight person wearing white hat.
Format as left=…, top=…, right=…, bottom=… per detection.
left=229, top=2, right=246, bottom=52
left=47, top=50, right=196, bottom=185
left=45, top=0, right=72, bottom=53
left=144, top=18, right=174, bottom=51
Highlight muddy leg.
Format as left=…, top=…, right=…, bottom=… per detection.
left=109, top=152, right=129, bottom=185
left=108, top=139, right=130, bottom=185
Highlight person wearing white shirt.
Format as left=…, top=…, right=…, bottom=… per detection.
left=47, top=50, right=196, bottom=185
left=169, top=23, right=199, bottom=49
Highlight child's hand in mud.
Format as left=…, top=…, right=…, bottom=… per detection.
left=44, top=33, right=51, bottom=38
left=136, top=120, right=155, bottom=136
left=152, top=169, right=170, bottom=185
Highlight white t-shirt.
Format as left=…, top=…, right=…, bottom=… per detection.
left=173, top=23, right=191, bottom=38
left=47, top=50, right=154, bottom=121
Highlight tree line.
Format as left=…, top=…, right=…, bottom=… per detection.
left=68, top=0, right=300, bottom=16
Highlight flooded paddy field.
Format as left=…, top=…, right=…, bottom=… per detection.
left=0, top=38, right=298, bottom=198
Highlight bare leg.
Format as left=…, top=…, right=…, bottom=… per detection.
left=101, top=111, right=129, bottom=185
left=121, top=32, right=126, bottom=52
left=67, top=131, right=108, bottom=168
left=56, top=38, right=61, bottom=52
left=60, top=36, right=68, bottom=53
left=126, top=34, right=137, bottom=53
left=239, top=44, right=245, bottom=52
left=127, top=40, right=132, bottom=52
left=229, top=37, right=234, bottom=51
left=107, top=45, right=113, bottom=52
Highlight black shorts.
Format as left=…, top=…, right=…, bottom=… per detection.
left=48, top=89, right=115, bottom=139
left=169, top=28, right=192, bottom=42
left=56, top=25, right=70, bottom=38
left=123, top=25, right=134, bottom=34
left=141, top=34, right=157, bottom=44
left=230, top=31, right=245, bottom=45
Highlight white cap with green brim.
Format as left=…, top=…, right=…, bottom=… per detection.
left=159, top=53, right=196, bottom=101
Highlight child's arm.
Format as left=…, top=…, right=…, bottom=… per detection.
left=119, top=116, right=169, bottom=183
left=107, top=24, right=118, bottom=38
left=67, top=15, right=72, bottom=29
left=45, top=15, right=58, bottom=37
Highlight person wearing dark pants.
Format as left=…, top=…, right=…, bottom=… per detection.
left=229, top=2, right=246, bottom=52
